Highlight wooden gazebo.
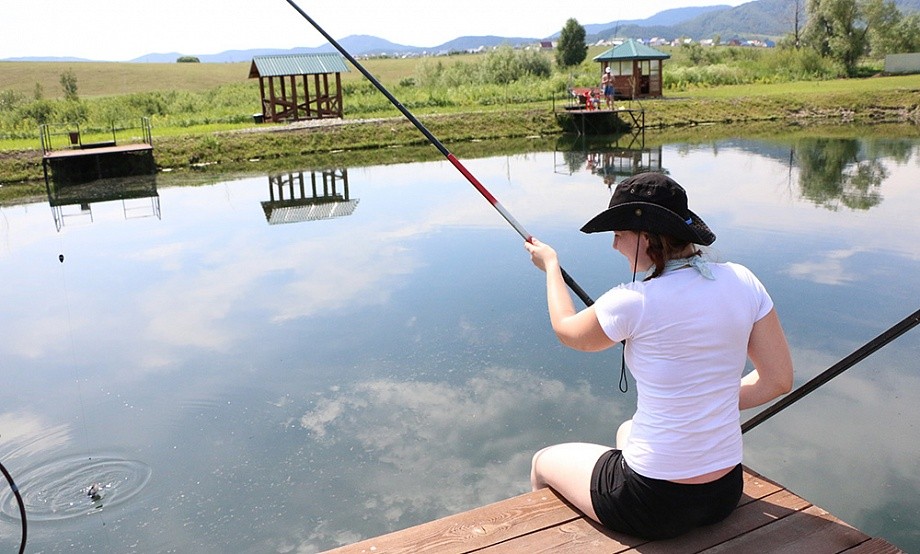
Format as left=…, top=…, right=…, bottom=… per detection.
left=248, top=53, right=350, bottom=123
left=593, top=39, right=670, bottom=100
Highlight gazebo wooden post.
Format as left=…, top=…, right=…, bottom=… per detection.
left=335, top=72, right=343, bottom=117
left=280, top=77, right=288, bottom=119
left=633, top=60, right=640, bottom=98
left=313, top=73, right=329, bottom=117
left=302, top=74, right=312, bottom=118
left=259, top=77, right=268, bottom=119
left=289, top=75, right=298, bottom=121
left=268, top=78, right=278, bottom=122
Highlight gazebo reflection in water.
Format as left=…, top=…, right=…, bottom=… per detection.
left=554, top=128, right=663, bottom=189
left=261, top=168, right=358, bottom=225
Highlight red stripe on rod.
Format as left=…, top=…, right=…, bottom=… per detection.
left=447, top=154, right=532, bottom=242
left=447, top=154, right=497, bottom=205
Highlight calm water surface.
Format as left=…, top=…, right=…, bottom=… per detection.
left=1, top=131, right=919, bottom=552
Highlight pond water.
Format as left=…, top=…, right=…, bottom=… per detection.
left=1, top=129, right=919, bottom=553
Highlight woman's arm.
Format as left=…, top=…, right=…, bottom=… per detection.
left=525, top=238, right=615, bottom=352
left=741, top=308, right=794, bottom=410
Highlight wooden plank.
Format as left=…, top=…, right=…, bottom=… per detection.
left=478, top=470, right=796, bottom=554
left=842, top=537, right=906, bottom=554
left=703, top=504, right=870, bottom=553
left=478, top=516, right=640, bottom=554
left=322, top=488, right=581, bottom=554
left=630, top=490, right=810, bottom=554
left=321, top=467, right=894, bottom=554
left=43, top=144, right=152, bottom=159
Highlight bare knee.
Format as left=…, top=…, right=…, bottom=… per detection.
left=530, top=447, right=551, bottom=491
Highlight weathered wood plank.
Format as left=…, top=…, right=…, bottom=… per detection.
left=632, top=489, right=811, bottom=554
left=703, top=504, right=870, bottom=553
left=322, top=488, right=581, bottom=554
left=43, top=144, right=153, bottom=159
left=319, top=466, right=897, bottom=554
left=476, top=516, right=640, bottom=553
left=477, top=471, right=801, bottom=554
left=842, top=537, right=906, bottom=554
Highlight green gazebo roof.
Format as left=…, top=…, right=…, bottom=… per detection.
left=248, top=53, right=350, bottom=78
left=592, top=39, right=671, bottom=62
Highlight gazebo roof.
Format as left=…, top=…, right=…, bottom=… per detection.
left=593, top=39, right=671, bottom=62
left=249, top=53, right=350, bottom=78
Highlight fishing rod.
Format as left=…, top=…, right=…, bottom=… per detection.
left=282, top=0, right=595, bottom=307
left=0, top=459, right=26, bottom=554
left=742, top=306, right=920, bottom=434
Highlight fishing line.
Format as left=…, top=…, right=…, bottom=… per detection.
left=282, top=0, right=594, bottom=307
left=617, top=233, right=642, bottom=394
left=57, top=245, right=113, bottom=546
left=742, top=306, right=920, bottom=434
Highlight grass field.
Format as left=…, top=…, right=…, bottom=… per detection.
left=0, top=54, right=484, bottom=98
left=1, top=49, right=918, bottom=194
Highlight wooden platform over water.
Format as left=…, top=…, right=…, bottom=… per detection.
left=322, top=466, right=903, bottom=554
left=40, top=119, right=156, bottom=187
left=556, top=107, right=645, bottom=136
left=42, top=142, right=153, bottom=160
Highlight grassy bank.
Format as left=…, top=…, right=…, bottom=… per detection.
left=1, top=59, right=918, bottom=202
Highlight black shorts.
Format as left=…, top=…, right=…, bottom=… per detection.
left=590, top=449, right=743, bottom=540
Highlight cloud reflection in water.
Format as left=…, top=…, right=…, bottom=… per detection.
left=297, top=367, right=627, bottom=549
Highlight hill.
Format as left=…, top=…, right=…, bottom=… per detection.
left=4, top=0, right=919, bottom=63
left=578, top=5, right=731, bottom=36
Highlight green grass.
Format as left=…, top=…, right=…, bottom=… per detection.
left=675, top=74, right=920, bottom=98
left=1, top=48, right=918, bottom=192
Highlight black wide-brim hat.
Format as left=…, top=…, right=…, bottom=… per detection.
left=580, top=172, right=716, bottom=246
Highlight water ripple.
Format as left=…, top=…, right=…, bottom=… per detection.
left=0, top=454, right=152, bottom=523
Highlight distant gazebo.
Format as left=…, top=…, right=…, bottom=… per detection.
left=248, top=53, right=350, bottom=123
left=593, top=39, right=670, bottom=100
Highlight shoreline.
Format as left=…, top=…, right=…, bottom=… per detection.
left=2, top=86, right=919, bottom=202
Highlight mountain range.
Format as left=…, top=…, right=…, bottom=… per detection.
left=7, top=0, right=919, bottom=63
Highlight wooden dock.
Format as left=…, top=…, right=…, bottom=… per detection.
left=554, top=87, right=646, bottom=136
left=321, top=466, right=903, bottom=554
left=40, top=118, right=156, bottom=187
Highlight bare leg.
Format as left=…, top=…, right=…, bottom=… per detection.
left=530, top=442, right=612, bottom=523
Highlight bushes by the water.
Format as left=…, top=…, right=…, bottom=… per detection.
left=0, top=44, right=901, bottom=143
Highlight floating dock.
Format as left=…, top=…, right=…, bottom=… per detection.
left=321, top=466, right=903, bottom=553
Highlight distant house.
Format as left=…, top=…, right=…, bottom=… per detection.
left=248, top=53, right=350, bottom=123
left=592, top=38, right=671, bottom=100
left=540, top=41, right=554, bottom=49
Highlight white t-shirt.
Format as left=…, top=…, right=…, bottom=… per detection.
left=593, top=261, right=773, bottom=480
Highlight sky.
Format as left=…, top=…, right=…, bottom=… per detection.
left=1, top=0, right=748, bottom=62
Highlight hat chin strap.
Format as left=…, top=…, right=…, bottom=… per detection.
left=619, top=235, right=643, bottom=394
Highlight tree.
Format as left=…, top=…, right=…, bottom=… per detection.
left=177, top=56, right=201, bottom=63
left=890, top=14, right=920, bottom=54
left=785, top=0, right=807, bottom=48
left=556, top=18, right=587, bottom=68
left=60, top=69, right=78, bottom=101
left=863, top=0, right=920, bottom=57
left=803, top=0, right=868, bottom=75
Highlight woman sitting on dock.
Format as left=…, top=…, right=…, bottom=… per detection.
left=524, top=172, right=794, bottom=540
